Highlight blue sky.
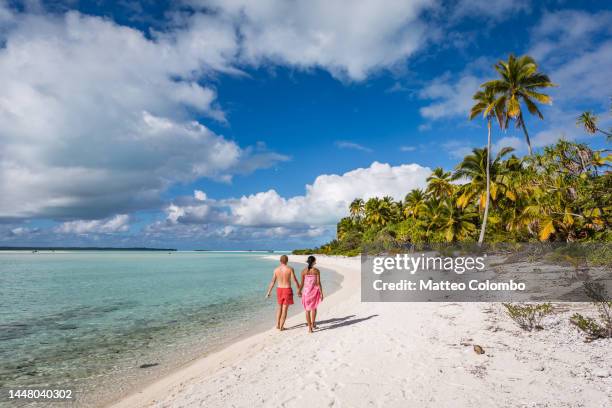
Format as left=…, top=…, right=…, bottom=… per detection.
left=0, top=0, right=610, bottom=249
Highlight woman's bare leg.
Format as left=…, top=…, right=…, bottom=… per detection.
left=312, top=309, right=317, bottom=329
left=305, top=311, right=313, bottom=333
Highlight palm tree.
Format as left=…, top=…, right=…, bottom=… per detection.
left=576, top=111, right=612, bottom=138
left=403, top=189, right=428, bottom=219
left=349, top=198, right=365, bottom=219
left=365, top=198, right=392, bottom=227
left=420, top=198, right=445, bottom=238
left=426, top=167, right=454, bottom=199
left=484, top=54, right=555, bottom=155
left=454, top=147, right=514, bottom=240
left=469, top=87, right=504, bottom=245
left=438, top=199, right=478, bottom=242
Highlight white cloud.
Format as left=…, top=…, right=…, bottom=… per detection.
left=8, top=226, right=39, bottom=237
left=55, top=214, right=130, bottom=234
left=188, top=0, right=436, bottom=81
left=154, top=161, right=431, bottom=237
left=525, top=10, right=612, bottom=148
left=230, top=161, right=430, bottom=226
left=418, top=74, right=481, bottom=120
left=493, top=136, right=525, bottom=155
left=400, top=146, right=416, bottom=152
left=0, top=11, right=286, bottom=220
left=194, top=190, right=208, bottom=201
left=420, top=10, right=612, bottom=154
left=530, top=10, right=612, bottom=62
left=335, top=141, right=373, bottom=152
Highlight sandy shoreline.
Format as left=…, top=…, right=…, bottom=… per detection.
left=110, top=255, right=611, bottom=408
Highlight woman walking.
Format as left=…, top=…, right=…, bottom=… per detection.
left=298, top=255, right=323, bottom=333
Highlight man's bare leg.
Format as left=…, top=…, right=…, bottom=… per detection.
left=279, top=305, right=289, bottom=330
left=312, top=309, right=317, bottom=329
left=276, top=305, right=282, bottom=330
left=305, top=311, right=313, bottom=333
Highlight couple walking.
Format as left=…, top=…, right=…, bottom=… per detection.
left=265, top=255, right=323, bottom=333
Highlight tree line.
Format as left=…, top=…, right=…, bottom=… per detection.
left=294, top=54, right=610, bottom=256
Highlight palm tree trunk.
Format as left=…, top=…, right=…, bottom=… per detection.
left=478, top=119, right=491, bottom=246
left=520, top=113, right=533, bottom=155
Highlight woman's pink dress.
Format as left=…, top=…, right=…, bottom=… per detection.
left=301, top=274, right=322, bottom=311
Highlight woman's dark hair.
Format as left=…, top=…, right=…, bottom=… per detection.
left=306, top=255, right=316, bottom=271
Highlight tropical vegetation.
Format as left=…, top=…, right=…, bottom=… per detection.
left=293, top=54, right=610, bottom=256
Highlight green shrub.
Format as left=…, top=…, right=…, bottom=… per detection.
left=570, top=313, right=608, bottom=340
left=571, top=281, right=612, bottom=340
left=502, top=303, right=553, bottom=331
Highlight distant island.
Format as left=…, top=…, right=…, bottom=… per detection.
left=0, top=247, right=177, bottom=251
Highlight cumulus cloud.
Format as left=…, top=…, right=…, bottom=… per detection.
left=156, top=162, right=431, bottom=238
left=0, top=11, right=286, bottom=220
left=55, top=214, right=130, bottom=234
left=231, top=162, right=430, bottom=226
left=187, top=0, right=436, bottom=81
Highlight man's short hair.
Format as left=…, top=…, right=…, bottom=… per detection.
left=280, top=255, right=288, bottom=264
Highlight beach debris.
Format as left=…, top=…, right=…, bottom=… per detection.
left=139, top=363, right=159, bottom=369
left=593, top=369, right=610, bottom=378
left=473, top=345, right=485, bottom=355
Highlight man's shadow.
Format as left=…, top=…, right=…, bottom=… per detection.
left=284, top=314, right=377, bottom=331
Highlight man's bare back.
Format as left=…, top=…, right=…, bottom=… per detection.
left=274, top=264, right=295, bottom=288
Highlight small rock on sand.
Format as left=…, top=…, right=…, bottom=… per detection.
left=473, top=345, right=485, bottom=355
left=593, top=369, right=610, bottom=378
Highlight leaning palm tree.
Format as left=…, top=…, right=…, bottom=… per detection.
left=469, top=87, right=504, bottom=245
left=576, top=111, right=612, bottom=138
left=349, top=198, right=365, bottom=219
left=484, top=54, right=555, bottom=155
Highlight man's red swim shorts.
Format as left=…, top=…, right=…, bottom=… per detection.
left=276, top=287, right=294, bottom=305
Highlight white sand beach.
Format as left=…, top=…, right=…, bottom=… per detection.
left=110, top=255, right=611, bottom=408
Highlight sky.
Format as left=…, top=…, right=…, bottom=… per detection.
left=0, top=0, right=610, bottom=249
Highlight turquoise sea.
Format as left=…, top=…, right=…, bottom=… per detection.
left=0, top=251, right=339, bottom=407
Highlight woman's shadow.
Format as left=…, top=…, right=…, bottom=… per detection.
left=284, top=314, right=377, bottom=331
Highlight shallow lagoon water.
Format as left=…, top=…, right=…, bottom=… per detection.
left=0, top=251, right=338, bottom=407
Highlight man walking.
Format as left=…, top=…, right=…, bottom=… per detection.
left=266, top=255, right=300, bottom=331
